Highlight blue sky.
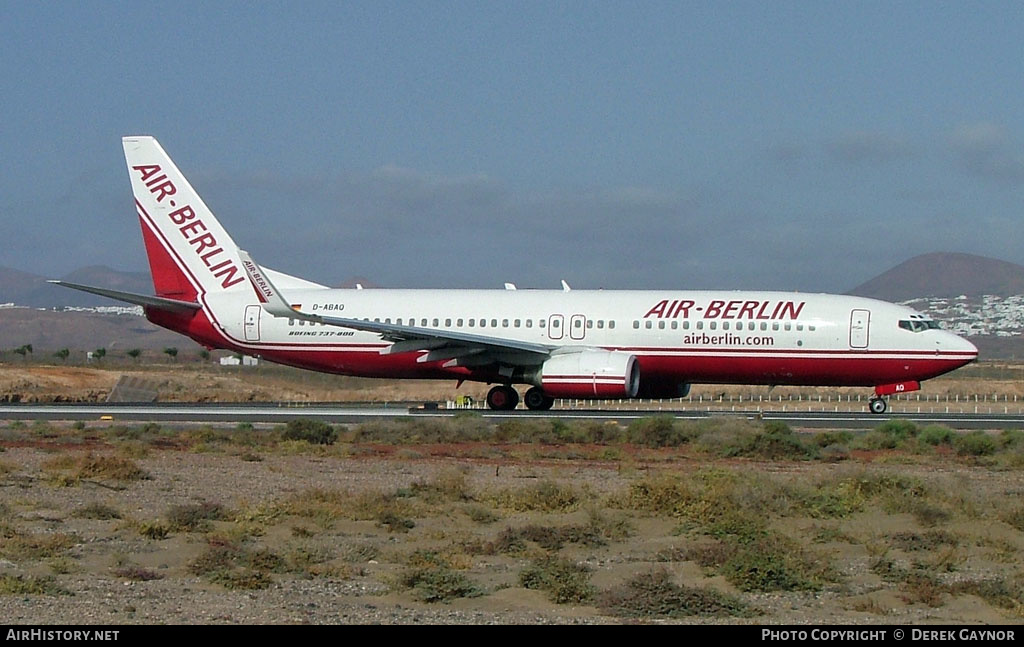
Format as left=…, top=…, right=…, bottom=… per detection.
left=3, top=1, right=1024, bottom=292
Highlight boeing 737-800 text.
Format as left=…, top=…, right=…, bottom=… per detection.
left=53, top=137, right=978, bottom=413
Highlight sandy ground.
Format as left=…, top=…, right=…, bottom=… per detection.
left=0, top=424, right=1022, bottom=625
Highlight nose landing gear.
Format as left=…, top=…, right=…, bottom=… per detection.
left=870, top=381, right=919, bottom=415
left=869, top=397, right=888, bottom=414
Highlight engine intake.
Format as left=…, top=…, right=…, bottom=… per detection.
left=538, top=350, right=640, bottom=399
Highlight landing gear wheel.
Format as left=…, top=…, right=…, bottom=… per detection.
left=869, top=398, right=887, bottom=414
left=524, top=387, right=555, bottom=411
left=486, top=385, right=520, bottom=411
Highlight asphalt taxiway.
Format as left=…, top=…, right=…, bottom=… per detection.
left=1, top=403, right=1021, bottom=430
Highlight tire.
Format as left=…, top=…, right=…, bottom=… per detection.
left=524, top=387, right=554, bottom=411
left=486, top=385, right=519, bottom=410
left=869, top=398, right=887, bottom=414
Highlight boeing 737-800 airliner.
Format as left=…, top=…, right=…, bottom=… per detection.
left=53, top=137, right=978, bottom=413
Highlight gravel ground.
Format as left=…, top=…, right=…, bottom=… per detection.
left=1, top=443, right=1022, bottom=625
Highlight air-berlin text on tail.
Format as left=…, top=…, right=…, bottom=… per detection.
left=132, top=164, right=244, bottom=289
left=644, top=298, right=806, bottom=320
left=241, top=259, right=272, bottom=303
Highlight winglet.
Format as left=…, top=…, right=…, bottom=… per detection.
left=238, top=249, right=306, bottom=319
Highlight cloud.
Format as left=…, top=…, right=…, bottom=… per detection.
left=948, top=121, right=1024, bottom=184
left=949, top=122, right=1006, bottom=153
left=208, top=167, right=708, bottom=289
left=824, top=131, right=915, bottom=164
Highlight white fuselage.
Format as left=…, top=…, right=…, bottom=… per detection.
left=166, top=287, right=977, bottom=391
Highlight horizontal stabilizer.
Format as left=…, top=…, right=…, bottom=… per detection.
left=48, top=281, right=201, bottom=313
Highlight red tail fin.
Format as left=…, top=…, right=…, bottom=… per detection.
left=138, top=215, right=197, bottom=301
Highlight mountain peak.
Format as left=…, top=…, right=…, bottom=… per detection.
left=848, top=252, right=1024, bottom=301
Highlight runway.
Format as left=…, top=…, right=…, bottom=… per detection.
left=1, top=403, right=1022, bottom=430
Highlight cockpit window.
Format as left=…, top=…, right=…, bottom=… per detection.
left=899, top=319, right=940, bottom=333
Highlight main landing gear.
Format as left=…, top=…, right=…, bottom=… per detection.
left=486, top=385, right=555, bottom=411
left=869, top=398, right=888, bottom=414
left=524, top=386, right=555, bottom=411
left=486, top=385, right=519, bottom=411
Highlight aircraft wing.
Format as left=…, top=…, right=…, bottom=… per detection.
left=237, top=251, right=553, bottom=365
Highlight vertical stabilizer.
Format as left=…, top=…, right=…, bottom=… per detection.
left=123, top=136, right=247, bottom=299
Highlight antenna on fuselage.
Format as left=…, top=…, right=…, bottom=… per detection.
left=561, top=280, right=571, bottom=292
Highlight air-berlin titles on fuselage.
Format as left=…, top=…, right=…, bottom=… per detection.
left=132, top=164, right=245, bottom=289
left=644, top=299, right=805, bottom=320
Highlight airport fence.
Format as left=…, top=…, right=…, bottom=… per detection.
left=448, top=392, right=1024, bottom=414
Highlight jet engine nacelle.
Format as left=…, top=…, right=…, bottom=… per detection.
left=638, top=380, right=691, bottom=399
left=538, top=350, right=640, bottom=399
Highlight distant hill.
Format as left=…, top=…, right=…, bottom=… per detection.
left=0, top=266, right=48, bottom=307
left=338, top=276, right=382, bottom=289
left=0, top=265, right=152, bottom=308
left=848, top=252, right=1024, bottom=301
left=0, top=307, right=186, bottom=352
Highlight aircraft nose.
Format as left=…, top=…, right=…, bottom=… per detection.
left=944, top=332, right=978, bottom=360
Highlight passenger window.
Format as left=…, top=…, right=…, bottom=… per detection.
left=784, top=323, right=791, bottom=331
left=710, top=322, right=717, bottom=330
left=492, top=319, right=498, bottom=327
left=445, top=318, right=451, bottom=327
left=671, top=321, right=678, bottom=330
left=683, top=321, right=690, bottom=330
left=597, top=320, right=604, bottom=329
left=658, top=321, right=665, bottom=329
left=502, top=319, right=509, bottom=327
left=469, top=319, right=475, bottom=327
left=722, top=322, right=729, bottom=330
left=645, top=321, right=653, bottom=329
left=697, top=321, right=703, bottom=330
left=526, top=319, right=533, bottom=328
left=514, top=319, right=521, bottom=327
left=772, top=322, right=779, bottom=331
left=609, top=321, right=615, bottom=329
left=633, top=321, right=640, bottom=329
